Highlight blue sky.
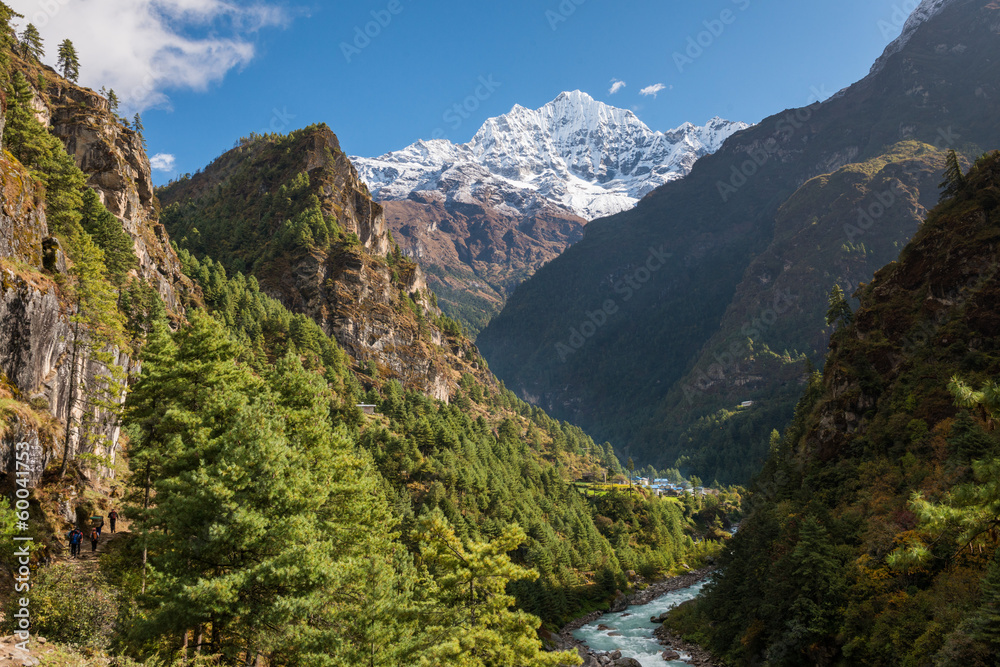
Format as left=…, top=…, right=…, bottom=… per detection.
left=12, top=0, right=920, bottom=184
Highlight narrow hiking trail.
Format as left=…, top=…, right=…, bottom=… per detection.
left=56, top=527, right=130, bottom=573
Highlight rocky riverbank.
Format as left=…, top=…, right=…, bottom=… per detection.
left=615, top=568, right=714, bottom=609
left=549, top=568, right=721, bottom=666
left=653, top=623, right=723, bottom=667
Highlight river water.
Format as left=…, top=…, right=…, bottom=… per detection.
left=571, top=580, right=706, bottom=666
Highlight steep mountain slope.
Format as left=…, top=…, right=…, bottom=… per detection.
left=478, top=0, right=1000, bottom=481
left=14, top=54, right=194, bottom=314
left=379, top=194, right=586, bottom=335
left=157, top=126, right=486, bottom=401
left=1, top=53, right=194, bottom=485
left=677, top=150, right=1000, bottom=666
left=645, top=142, right=953, bottom=483
left=354, top=91, right=746, bottom=334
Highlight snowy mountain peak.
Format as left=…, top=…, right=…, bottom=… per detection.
left=352, top=92, right=748, bottom=221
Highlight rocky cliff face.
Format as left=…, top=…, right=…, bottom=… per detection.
left=1, top=57, right=190, bottom=486
left=0, top=155, right=126, bottom=487
left=383, top=193, right=586, bottom=335
left=28, top=59, right=195, bottom=315
left=158, top=126, right=485, bottom=400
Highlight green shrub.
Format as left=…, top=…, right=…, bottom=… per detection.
left=6, top=563, right=119, bottom=648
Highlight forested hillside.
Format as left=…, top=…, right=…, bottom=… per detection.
left=0, top=7, right=737, bottom=664
left=477, top=0, right=1000, bottom=484
left=669, top=151, right=1000, bottom=665
left=644, top=142, right=953, bottom=484
left=156, top=125, right=475, bottom=401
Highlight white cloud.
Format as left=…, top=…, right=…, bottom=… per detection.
left=639, top=83, right=667, bottom=98
left=9, top=0, right=292, bottom=111
left=608, top=79, right=626, bottom=95
left=149, top=153, right=177, bottom=172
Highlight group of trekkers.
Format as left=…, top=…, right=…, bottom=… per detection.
left=65, top=509, right=118, bottom=558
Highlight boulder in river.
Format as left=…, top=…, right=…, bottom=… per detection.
left=613, top=659, right=643, bottom=667
left=662, top=649, right=681, bottom=660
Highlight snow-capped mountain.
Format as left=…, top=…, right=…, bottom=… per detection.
left=353, top=91, right=748, bottom=221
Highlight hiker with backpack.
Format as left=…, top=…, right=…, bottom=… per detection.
left=67, top=527, right=83, bottom=557
left=108, top=509, right=118, bottom=533
left=90, top=526, right=99, bottom=553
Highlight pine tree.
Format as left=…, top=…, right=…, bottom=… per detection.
left=896, top=378, right=1000, bottom=565
left=411, top=509, right=581, bottom=666
left=940, top=149, right=968, bottom=201
left=122, top=318, right=176, bottom=592
left=119, top=280, right=166, bottom=342
left=825, top=284, right=853, bottom=328
left=775, top=516, right=845, bottom=663
left=56, top=38, right=80, bottom=82
left=4, top=70, right=87, bottom=237
left=949, top=376, right=1000, bottom=431
left=970, top=551, right=1000, bottom=649
left=58, top=232, right=128, bottom=477
left=128, top=322, right=420, bottom=665
left=0, top=2, right=22, bottom=52
left=80, top=188, right=136, bottom=288
left=106, top=88, right=119, bottom=115
left=5, top=71, right=46, bottom=160
left=19, top=23, right=43, bottom=60
left=132, top=113, right=144, bottom=143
